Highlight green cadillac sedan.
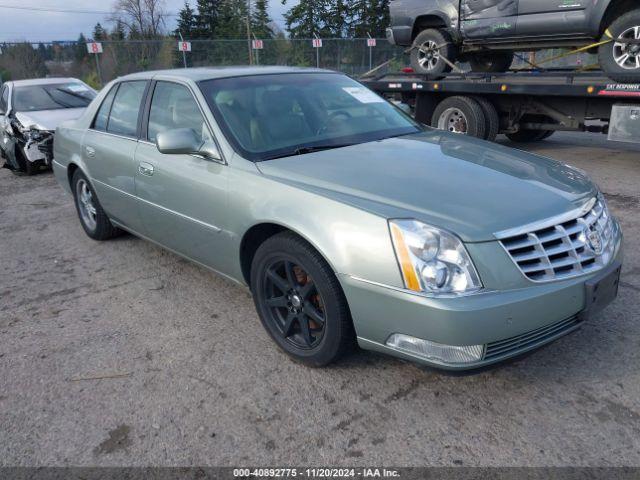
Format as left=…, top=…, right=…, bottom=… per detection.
left=52, top=67, right=623, bottom=370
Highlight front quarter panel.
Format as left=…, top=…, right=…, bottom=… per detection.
left=226, top=158, right=405, bottom=289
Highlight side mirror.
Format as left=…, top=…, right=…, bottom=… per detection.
left=156, top=128, right=201, bottom=155
left=156, top=128, right=222, bottom=162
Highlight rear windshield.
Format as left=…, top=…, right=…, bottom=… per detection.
left=13, top=83, right=96, bottom=112
left=199, top=73, right=422, bottom=161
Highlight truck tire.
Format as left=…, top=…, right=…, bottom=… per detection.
left=472, top=96, right=500, bottom=141
left=410, top=29, right=457, bottom=76
left=431, top=96, right=486, bottom=139
left=469, top=52, right=514, bottom=73
left=599, top=10, right=640, bottom=83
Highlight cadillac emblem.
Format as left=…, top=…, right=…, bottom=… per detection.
left=585, top=228, right=603, bottom=255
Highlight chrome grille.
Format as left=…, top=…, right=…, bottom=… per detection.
left=484, top=316, right=582, bottom=361
left=498, top=196, right=617, bottom=282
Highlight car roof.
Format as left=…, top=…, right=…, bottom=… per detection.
left=117, top=66, right=337, bottom=83
left=9, top=77, right=83, bottom=87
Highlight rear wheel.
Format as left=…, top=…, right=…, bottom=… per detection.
left=469, top=52, right=514, bottom=73
left=72, top=170, right=121, bottom=240
left=599, top=10, right=640, bottom=83
left=472, top=96, right=500, bottom=141
left=431, top=96, right=487, bottom=139
left=250, top=232, right=354, bottom=367
left=410, top=29, right=457, bottom=76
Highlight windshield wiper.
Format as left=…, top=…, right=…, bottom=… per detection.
left=55, top=88, right=91, bottom=104
left=263, top=143, right=355, bottom=161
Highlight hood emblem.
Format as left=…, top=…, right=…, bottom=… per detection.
left=585, top=228, right=603, bottom=255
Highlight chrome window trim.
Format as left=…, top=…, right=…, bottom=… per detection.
left=87, top=129, right=139, bottom=142
left=92, top=178, right=222, bottom=233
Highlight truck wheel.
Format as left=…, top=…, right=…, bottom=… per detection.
left=410, top=29, right=457, bottom=76
left=599, top=10, right=640, bottom=83
left=469, top=52, right=514, bottom=73
left=431, top=96, right=486, bottom=139
left=472, top=96, right=500, bottom=141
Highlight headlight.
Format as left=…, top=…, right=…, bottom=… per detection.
left=389, top=219, right=482, bottom=295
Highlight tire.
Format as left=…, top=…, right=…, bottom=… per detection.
left=71, top=169, right=121, bottom=241
left=250, top=232, right=355, bottom=367
left=599, top=9, right=640, bottom=83
left=472, top=96, right=500, bottom=141
left=410, top=29, right=457, bottom=76
left=505, top=129, right=552, bottom=143
left=469, top=52, right=514, bottom=73
left=431, top=96, right=487, bottom=139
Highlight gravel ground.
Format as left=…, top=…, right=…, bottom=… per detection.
left=0, top=132, right=639, bottom=467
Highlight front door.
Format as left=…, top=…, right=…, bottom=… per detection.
left=134, top=81, right=232, bottom=274
left=460, top=0, right=519, bottom=39
left=516, top=0, right=589, bottom=37
left=83, top=80, right=148, bottom=230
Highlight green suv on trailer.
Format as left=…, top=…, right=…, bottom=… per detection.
left=387, top=0, right=640, bottom=82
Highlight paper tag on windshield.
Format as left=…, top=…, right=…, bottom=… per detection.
left=342, top=87, right=385, bottom=104
left=67, top=84, right=89, bottom=92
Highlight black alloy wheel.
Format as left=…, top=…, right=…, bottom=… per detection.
left=251, top=232, right=354, bottom=367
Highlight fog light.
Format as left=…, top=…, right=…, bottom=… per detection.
left=386, top=334, right=484, bottom=364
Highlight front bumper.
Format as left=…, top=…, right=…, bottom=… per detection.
left=340, top=230, right=623, bottom=371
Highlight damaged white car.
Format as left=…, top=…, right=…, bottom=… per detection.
left=0, top=78, right=96, bottom=175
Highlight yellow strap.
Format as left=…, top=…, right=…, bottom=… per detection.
left=605, top=29, right=613, bottom=39
left=530, top=38, right=613, bottom=67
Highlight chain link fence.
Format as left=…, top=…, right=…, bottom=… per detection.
left=0, top=38, right=598, bottom=88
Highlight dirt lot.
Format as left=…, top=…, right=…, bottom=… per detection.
left=1, top=132, right=639, bottom=467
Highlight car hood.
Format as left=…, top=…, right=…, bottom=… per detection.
left=256, top=131, right=597, bottom=242
left=14, top=108, right=86, bottom=131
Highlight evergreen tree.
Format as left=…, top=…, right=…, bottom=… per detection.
left=350, top=0, right=390, bottom=37
left=111, top=20, right=127, bottom=40
left=283, top=0, right=331, bottom=39
left=326, top=0, right=350, bottom=38
left=251, top=0, right=273, bottom=38
left=176, top=1, right=197, bottom=38
left=215, top=0, right=248, bottom=39
left=93, top=22, right=107, bottom=41
left=195, top=0, right=221, bottom=38
left=74, top=33, right=89, bottom=64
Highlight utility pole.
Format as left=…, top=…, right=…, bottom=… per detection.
left=178, top=31, right=188, bottom=69
left=246, top=0, right=253, bottom=65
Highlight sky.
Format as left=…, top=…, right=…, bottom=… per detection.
left=0, top=0, right=295, bottom=42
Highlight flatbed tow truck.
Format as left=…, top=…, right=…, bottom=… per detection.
left=361, top=69, right=640, bottom=144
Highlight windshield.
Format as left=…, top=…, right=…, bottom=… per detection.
left=13, top=83, right=96, bottom=112
left=199, top=73, right=422, bottom=161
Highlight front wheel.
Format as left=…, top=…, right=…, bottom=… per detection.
left=599, top=10, right=640, bottom=83
left=410, top=29, right=457, bottom=76
left=250, top=232, right=355, bottom=367
left=469, top=52, right=514, bottom=73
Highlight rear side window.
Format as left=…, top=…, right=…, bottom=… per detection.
left=93, top=85, right=118, bottom=131
left=106, top=81, right=147, bottom=137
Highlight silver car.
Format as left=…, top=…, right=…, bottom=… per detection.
left=52, top=67, right=623, bottom=370
left=0, top=78, right=96, bottom=175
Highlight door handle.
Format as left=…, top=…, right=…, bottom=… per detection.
left=85, top=146, right=96, bottom=158
left=138, top=162, right=155, bottom=176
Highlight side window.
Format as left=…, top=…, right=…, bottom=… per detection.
left=148, top=81, right=211, bottom=144
left=107, top=81, right=147, bottom=137
left=0, top=86, right=9, bottom=112
left=92, top=85, right=118, bottom=131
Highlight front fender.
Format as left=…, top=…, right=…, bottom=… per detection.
left=226, top=165, right=404, bottom=290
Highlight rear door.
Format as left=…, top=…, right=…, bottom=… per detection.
left=516, top=0, right=589, bottom=37
left=460, top=0, right=519, bottom=39
left=82, top=80, right=148, bottom=230
left=134, top=80, right=231, bottom=273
